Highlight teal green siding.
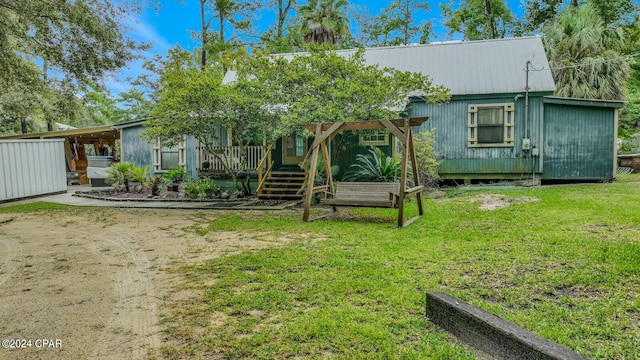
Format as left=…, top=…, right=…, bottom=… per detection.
left=121, top=126, right=152, bottom=170
left=542, top=104, right=615, bottom=180
left=120, top=123, right=223, bottom=178
left=408, top=95, right=544, bottom=178
left=186, top=136, right=198, bottom=179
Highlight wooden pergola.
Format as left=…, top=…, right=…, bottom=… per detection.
left=301, top=117, right=429, bottom=228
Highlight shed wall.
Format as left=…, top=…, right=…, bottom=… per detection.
left=121, top=126, right=152, bottom=170
left=542, top=104, right=615, bottom=180
left=0, top=139, right=67, bottom=202
left=409, top=96, right=544, bottom=178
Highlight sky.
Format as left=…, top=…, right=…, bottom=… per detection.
left=110, top=0, right=527, bottom=95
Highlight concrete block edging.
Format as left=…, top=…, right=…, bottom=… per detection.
left=425, top=292, right=590, bottom=360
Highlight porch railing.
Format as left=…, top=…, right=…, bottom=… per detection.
left=196, top=145, right=266, bottom=172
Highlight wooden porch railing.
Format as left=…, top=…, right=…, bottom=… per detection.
left=196, top=145, right=266, bottom=172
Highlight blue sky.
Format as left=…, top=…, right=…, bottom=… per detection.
left=110, top=0, right=527, bottom=95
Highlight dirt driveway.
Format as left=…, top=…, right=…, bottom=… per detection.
left=0, top=208, right=290, bottom=360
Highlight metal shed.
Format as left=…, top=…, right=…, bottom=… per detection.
left=0, top=139, right=67, bottom=202
left=542, top=97, right=624, bottom=181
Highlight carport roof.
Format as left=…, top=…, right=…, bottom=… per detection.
left=0, top=125, right=119, bottom=141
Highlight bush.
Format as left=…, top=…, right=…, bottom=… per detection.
left=164, top=167, right=188, bottom=183
left=413, top=129, right=440, bottom=187
left=106, top=163, right=134, bottom=191
left=184, top=178, right=221, bottom=199
left=344, top=147, right=402, bottom=182
left=146, top=176, right=164, bottom=196
left=106, top=163, right=150, bottom=192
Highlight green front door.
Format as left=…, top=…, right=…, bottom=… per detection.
left=283, top=132, right=306, bottom=165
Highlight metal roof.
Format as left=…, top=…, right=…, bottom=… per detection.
left=223, top=36, right=556, bottom=96
left=0, top=125, right=118, bottom=141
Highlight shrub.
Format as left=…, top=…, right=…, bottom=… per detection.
left=164, top=167, right=188, bottom=183
left=344, top=147, right=402, bottom=182
left=184, top=178, right=221, bottom=199
left=146, top=176, right=164, bottom=196
left=106, top=162, right=135, bottom=192
left=413, top=129, right=440, bottom=187
left=106, top=163, right=151, bottom=192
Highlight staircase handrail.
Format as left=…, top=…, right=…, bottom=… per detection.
left=256, top=142, right=275, bottom=185
left=256, top=160, right=275, bottom=195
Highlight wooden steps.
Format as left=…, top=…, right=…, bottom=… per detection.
left=258, top=171, right=305, bottom=200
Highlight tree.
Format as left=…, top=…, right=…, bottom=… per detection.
left=299, top=0, right=350, bottom=45
left=260, top=0, right=302, bottom=52
left=145, top=48, right=450, bottom=193
left=0, top=0, right=147, bottom=134
left=516, top=0, right=563, bottom=35
left=543, top=4, right=630, bottom=100
left=143, top=47, right=266, bottom=194
left=0, top=0, right=146, bottom=88
left=190, top=0, right=256, bottom=71
left=236, top=48, right=451, bottom=142
left=352, top=0, right=432, bottom=46
left=441, top=0, right=514, bottom=40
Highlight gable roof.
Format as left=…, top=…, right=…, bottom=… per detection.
left=223, top=36, right=556, bottom=96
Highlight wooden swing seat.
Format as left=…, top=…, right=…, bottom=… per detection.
left=321, top=182, right=423, bottom=208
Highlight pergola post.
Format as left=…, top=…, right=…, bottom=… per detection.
left=303, top=124, right=322, bottom=222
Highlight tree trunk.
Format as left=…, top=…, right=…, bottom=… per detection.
left=219, top=12, right=227, bottom=74
left=200, top=0, right=207, bottom=70
left=485, top=0, right=497, bottom=38
left=21, top=119, right=27, bottom=134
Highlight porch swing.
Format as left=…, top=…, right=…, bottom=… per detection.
left=301, top=117, right=429, bottom=228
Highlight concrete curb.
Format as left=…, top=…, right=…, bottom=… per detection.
left=426, top=292, right=590, bottom=360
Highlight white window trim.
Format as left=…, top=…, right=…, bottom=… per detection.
left=153, top=138, right=186, bottom=173
left=359, top=131, right=389, bottom=146
left=468, top=103, right=515, bottom=147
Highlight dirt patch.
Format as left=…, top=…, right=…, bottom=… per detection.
left=0, top=209, right=298, bottom=360
left=465, top=194, right=540, bottom=211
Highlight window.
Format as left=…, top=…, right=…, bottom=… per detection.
left=468, top=103, right=515, bottom=147
left=359, top=130, right=389, bottom=146
left=153, top=138, right=186, bottom=172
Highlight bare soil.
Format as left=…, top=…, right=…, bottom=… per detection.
left=0, top=208, right=295, bottom=360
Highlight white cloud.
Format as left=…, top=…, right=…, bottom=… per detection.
left=106, top=14, right=171, bottom=98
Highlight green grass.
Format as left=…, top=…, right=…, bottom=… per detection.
left=159, top=178, right=640, bottom=359
left=4, top=178, right=639, bottom=359
left=0, top=201, right=75, bottom=213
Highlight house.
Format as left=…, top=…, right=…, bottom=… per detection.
left=236, top=36, right=623, bottom=185
left=112, top=36, right=621, bottom=197
left=113, top=119, right=266, bottom=180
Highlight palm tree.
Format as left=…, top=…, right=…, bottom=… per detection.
left=543, top=4, right=629, bottom=100
left=299, top=0, right=350, bottom=45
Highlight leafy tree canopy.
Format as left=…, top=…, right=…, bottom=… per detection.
left=0, top=0, right=149, bottom=134
left=543, top=4, right=630, bottom=100
left=143, top=46, right=450, bottom=181
left=352, top=0, right=432, bottom=46
left=441, top=0, right=515, bottom=40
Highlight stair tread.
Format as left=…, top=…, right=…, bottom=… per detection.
left=258, top=194, right=303, bottom=199
left=261, top=188, right=303, bottom=192
left=271, top=171, right=305, bottom=175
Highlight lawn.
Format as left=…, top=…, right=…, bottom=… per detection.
left=159, top=176, right=640, bottom=359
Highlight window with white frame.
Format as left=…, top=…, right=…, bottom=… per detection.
left=468, top=103, right=515, bottom=147
left=359, top=130, right=389, bottom=146
left=153, top=138, right=186, bottom=172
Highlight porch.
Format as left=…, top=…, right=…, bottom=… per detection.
left=196, top=144, right=306, bottom=200
left=196, top=145, right=266, bottom=172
